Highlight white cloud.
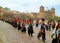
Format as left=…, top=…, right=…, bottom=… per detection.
left=34, top=0, right=60, bottom=7
left=0, top=0, right=60, bottom=8
left=0, top=0, right=60, bottom=12
left=6, top=4, right=18, bottom=8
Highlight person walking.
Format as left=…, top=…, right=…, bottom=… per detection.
left=37, top=22, right=42, bottom=39
left=47, top=20, right=51, bottom=31
left=51, top=28, right=57, bottom=43
left=17, top=22, right=21, bottom=31
left=41, top=18, right=46, bottom=42
left=28, top=22, right=34, bottom=36
left=51, top=21, right=56, bottom=30
left=56, top=21, right=60, bottom=43
left=21, top=21, right=26, bottom=33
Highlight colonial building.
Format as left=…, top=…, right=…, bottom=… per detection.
left=0, top=5, right=55, bottom=19
left=32, top=5, right=55, bottom=19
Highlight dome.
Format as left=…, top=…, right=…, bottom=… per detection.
left=51, top=7, right=55, bottom=13
left=40, top=5, right=44, bottom=8
left=39, top=5, right=44, bottom=12
left=51, top=8, right=55, bottom=10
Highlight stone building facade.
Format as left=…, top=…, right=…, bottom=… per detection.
left=32, top=5, right=55, bottom=19
left=0, top=5, right=55, bottom=19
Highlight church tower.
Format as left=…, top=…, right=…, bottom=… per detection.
left=38, top=5, right=45, bottom=18
left=40, top=5, right=44, bottom=12
left=50, top=8, right=55, bottom=19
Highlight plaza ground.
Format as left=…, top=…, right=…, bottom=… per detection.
left=0, top=20, right=53, bottom=43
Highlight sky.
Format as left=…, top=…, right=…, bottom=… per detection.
left=0, top=0, right=60, bottom=16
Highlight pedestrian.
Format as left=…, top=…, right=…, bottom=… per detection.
left=21, top=22, right=26, bottom=33
left=51, top=28, right=57, bottom=43
left=56, top=21, right=60, bottom=43
left=51, top=21, right=56, bottom=30
left=37, top=22, right=42, bottom=39
left=41, top=18, right=46, bottom=42
left=36, top=19, right=39, bottom=27
left=47, top=20, right=51, bottom=31
left=18, top=22, right=21, bottom=31
left=28, top=22, right=34, bottom=36
left=41, top=23, right=46, bottom=42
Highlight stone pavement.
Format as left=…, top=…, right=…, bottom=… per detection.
left=0, top=31, right=4, bottom=43
left=0, top=20, right=53, bottom=43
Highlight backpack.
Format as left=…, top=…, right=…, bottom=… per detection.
left=51, top=29, right=57, bottom=39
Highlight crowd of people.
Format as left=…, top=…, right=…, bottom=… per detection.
left=0, top=18, right=60, bottom=43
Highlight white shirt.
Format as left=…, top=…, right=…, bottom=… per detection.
left=38, top=24, right=41, bottom=30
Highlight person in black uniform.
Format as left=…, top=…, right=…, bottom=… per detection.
left=18, top=22, right=21, bottom=31
left=41, top=18, right=46, bottom=42
left=28, top=23, right=34, bottom=36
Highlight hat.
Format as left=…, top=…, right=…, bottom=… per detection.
left=41, top=18, right=45, bottom=22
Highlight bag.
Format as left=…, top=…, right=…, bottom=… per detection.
left=37, top=32, right=41, bottom=38
left=51, top=33, right=56, bottom=39
left=41, top=30, right=44, bottom=33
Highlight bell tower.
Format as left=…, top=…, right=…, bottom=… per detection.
left=51, top=8, right=55, bottom=19
left=38, top=5, right=45, bottom=18
left=40, top=5, right=44, bottom=12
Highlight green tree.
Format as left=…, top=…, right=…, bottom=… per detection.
left=4, top=7, right=10, bottom=10
left=53, top=16, right=59, bottom=20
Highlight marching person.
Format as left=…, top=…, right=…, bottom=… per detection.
left=51, top=20, right=60, bottom=43
left=47, top=20, right=51, bottom=31
left=37, top=18, right=46, bottom=42
left=36, top=19, right=39, bottom=27
left=37, top=22, right=42, bottom=39
left=51, top=28, right=57, bottom=43
left=28, top=22, right=34, bottom=37
left=41, top=23, right=46, bottom=42
left=41, top=18, right=46, bottom=42
left=56, top=20, right=60, bottom=43
left=17, top=22, right=21, bottom=31
left=21, top=21, right=26, bottom=33
left=51, top=21, right=56, bottom=30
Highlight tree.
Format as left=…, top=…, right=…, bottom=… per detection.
left=53, top=16, right=59, bottom=20
left=4, top=7, right=10, bottom=11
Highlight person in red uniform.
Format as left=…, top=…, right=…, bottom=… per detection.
left=19, top=19, right=23, bottom=23
left=56, top=20, right=60, bottom=43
